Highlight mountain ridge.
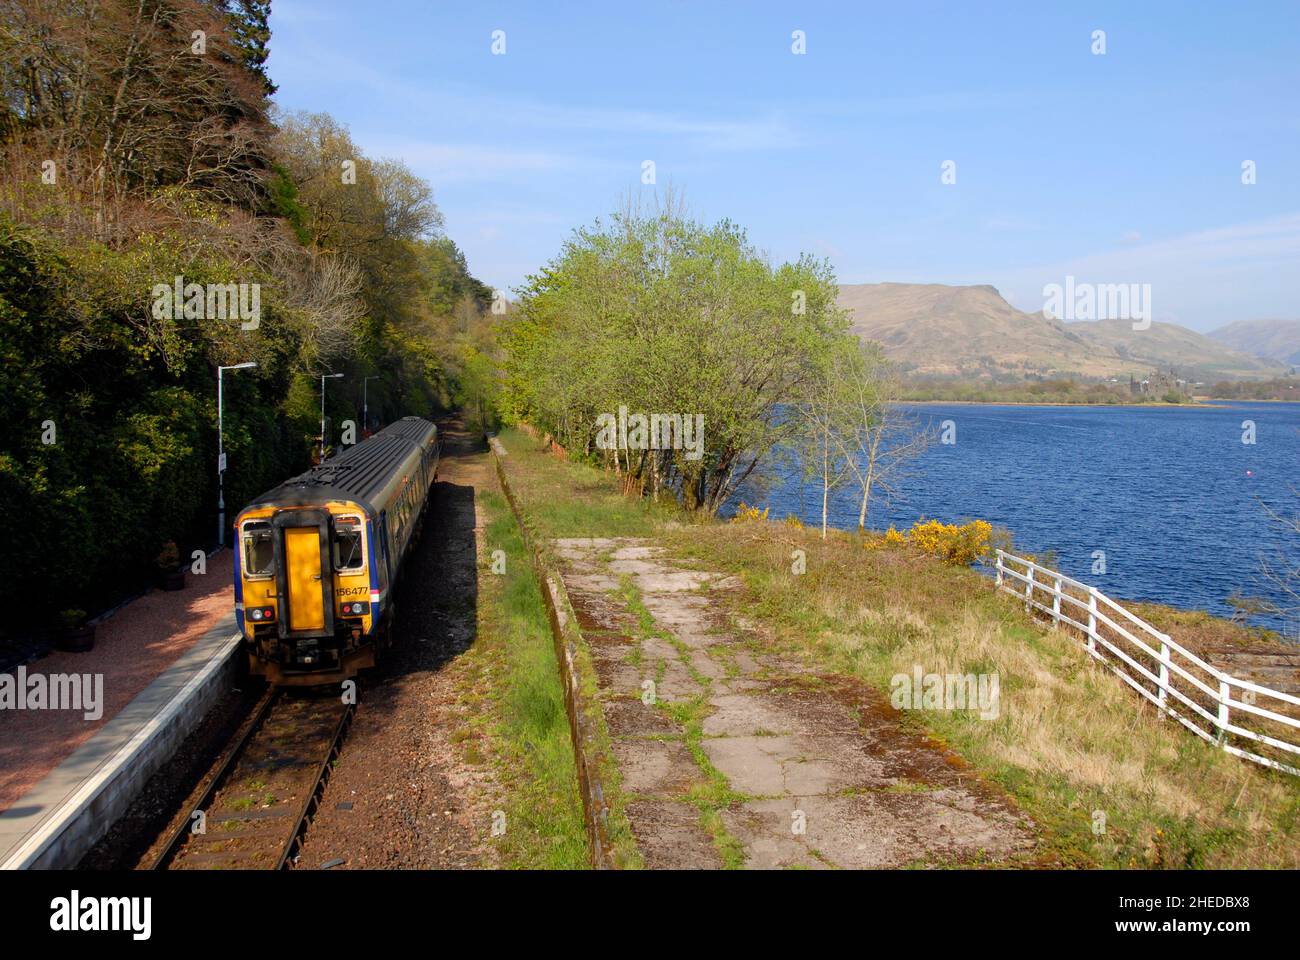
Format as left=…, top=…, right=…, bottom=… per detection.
left=837, top=282, right=1287, bottom=381
left=1207, top=319, right=1300, bottom=367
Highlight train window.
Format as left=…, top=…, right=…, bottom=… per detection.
left=333, top=516, right=365, bottom=571
left=242, top=521, right=274, bottom=578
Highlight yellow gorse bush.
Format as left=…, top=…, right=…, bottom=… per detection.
left=881, top=518, right=994, bottom=565
left=731, top=502, right=770, bottom=523
left=727, top=505, right=993, bottom=566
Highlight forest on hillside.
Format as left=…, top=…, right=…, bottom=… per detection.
left=0, top=1, right=496, bottom=632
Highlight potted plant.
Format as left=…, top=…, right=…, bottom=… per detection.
left=56, top=608, right=95, bottom=652
left=156, top=541, right=186, bottom=591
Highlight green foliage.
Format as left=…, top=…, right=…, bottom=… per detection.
left=0, top=215, right=305, bottom=625
left=476, top=490, right=589, bottom=867
left=224, top=0, right=277, bottom=96
left=266, top=165, right=311, bottom=245
left=0, top=115, right=491, bottom=635
left=0, top=11, right=494, bottom=648
left=502, top=199, right=850, bottom=513
left=59, top=609, right=87, bottom=629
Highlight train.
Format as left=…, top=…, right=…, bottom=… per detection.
left=233, top=417, right=440, bottom=685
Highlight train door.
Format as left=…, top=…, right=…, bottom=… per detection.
left=272, top=510, right=334, bottom=638
left=284, top=528, right=325, bottom=631
left=379, top=510, right=393, bottom=587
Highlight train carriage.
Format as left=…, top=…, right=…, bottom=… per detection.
left=233, top=417, right=440, bottom=685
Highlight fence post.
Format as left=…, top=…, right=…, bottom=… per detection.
left=995, top=550, right=1004, bottom=587
left=1217, top=679, right=1230, bottom=746
left=1052, top=576, right=1062, bottom=624
left=1087, top=587, right=1098, bottom=655
left=1024, top=564, right=1034, bottom=612
left=1157, top=639, right=1170, bottom=719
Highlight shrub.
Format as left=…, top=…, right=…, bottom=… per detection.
left=59, top=609, right=87, bottom=629
left=731, top=501, right=770, bottom=524
left=907, top=518, right=993, bottom=565
left=884, top=518, right=994, bottom=565
left=156, top=541, right=180, bottom=570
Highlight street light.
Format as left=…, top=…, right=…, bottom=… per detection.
left=362, top=376, right=380, bottom=433
left=217, top=362, right=258, bottom=548
left=320, top=373, right=345, bottom=463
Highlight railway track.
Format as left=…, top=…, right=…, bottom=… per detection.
left=145, top=686, right=354, bottom=870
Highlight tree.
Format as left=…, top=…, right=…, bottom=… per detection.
left=505, top=196, right=849, bottom=514
left=831, top=342, right=931, bottom=531
left=224, top=0, right=276, bottom=96
left=0, top=37, right=491, bottom=634
left=794, top=338, right=856, bottom=539
left=0, top=0, right=274, bottom=218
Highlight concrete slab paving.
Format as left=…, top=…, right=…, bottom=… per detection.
left=624, top=798, right=722, bottom=869
left=719, top=808, right=827, bottom=869
left=552, top=536, right=1036, bottom=870
left=612, top=738, right=703, bottom=796
left=603, top=698, right=680, bottom=737
left=701, top=693, right=799, bottom=737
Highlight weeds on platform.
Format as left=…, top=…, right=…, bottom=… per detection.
left=460, top=488, right=588, bottom=868
left=496, top=427, right=683, bottom=539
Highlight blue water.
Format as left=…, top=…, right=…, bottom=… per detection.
left=735, top=402, right=1300, bottom=636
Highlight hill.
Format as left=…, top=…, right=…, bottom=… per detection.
left=837, top=282, right=1287, bottom=381
left=1207, top=319, right=1300, bottom=368
left=1067, top=317, right=1286, bottom=380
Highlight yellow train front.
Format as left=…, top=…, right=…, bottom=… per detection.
left=233, top=417, right=440, bottom=686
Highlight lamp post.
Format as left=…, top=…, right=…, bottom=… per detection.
left=362, top=376, right=379, bottom=433
left=320, top=373, right=345, bottom=463
left=217, top=362, right=258, bottom=548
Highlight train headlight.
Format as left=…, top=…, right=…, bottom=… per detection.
left=248, top=606, right=275, bottom=622
left=341, top=601, right=369, bottom=617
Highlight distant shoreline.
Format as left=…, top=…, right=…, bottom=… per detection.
left=898, top=399, right=1205, bottom=408
left=898, top=397, right=1297, bottom=408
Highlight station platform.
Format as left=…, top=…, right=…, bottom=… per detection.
left=0, top=553, right=241, bottom=868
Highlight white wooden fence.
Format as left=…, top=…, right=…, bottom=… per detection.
left=994, top=549, right=1300, bottom=777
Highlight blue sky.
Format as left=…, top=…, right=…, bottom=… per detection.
left=267, top=1, right=1300, bottom=331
